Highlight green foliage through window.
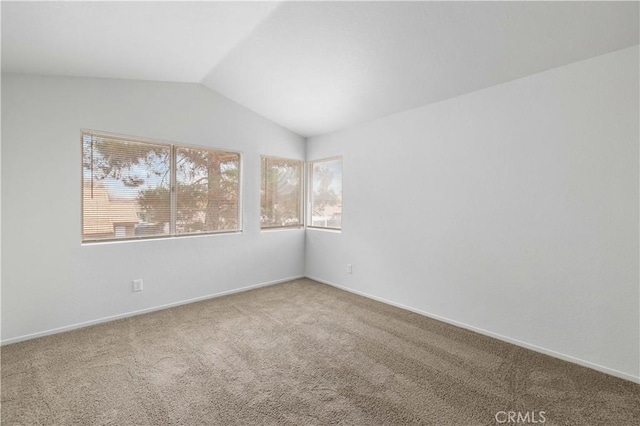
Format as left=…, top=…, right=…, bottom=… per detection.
left=82, top=131, right=241, bottom=242
left=261, top=156, right=303, bottom=228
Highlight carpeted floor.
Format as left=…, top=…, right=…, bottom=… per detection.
left=1, top=279, right=638, bottom=425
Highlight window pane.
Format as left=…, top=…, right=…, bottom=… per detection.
left=261, top=157, right=303, bottom=228
left=175, top=147, right=240, bottom=234
left=310, top=158, right=342, bottom=229
left=82, top=134, right=171, bottom=241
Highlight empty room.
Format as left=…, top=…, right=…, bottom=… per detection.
left=1, top=1, right=639, bottom=425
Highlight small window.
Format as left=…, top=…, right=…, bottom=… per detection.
left=309, top=157, right=342, bottom=230
left=261, top=156, right=303, bottom=229
left=82, top=131, right=241, bottom=242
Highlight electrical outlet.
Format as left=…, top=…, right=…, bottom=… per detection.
left=347, top=264, right=353, bottom=274
left=132, top=279, right=143, bottom=292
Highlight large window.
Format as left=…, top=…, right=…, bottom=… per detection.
left=82, top=131, right=241, bottom=242
left=261, top=156, right=303, bottom=229
left=309, top=157, right=342, bottom=230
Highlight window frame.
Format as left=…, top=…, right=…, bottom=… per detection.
left=260, top=155, right=305, bottom=230
left=173, top=142, right=243, bottom=237
left=81, top=130, right=243, bottom=243
left=307, top=156, right=343, bottom=231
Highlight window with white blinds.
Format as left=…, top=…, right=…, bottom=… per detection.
left=309, top=157, right=342, bottom=230
left=261, top=156, right=303, bottom=229
left=82, top=131, right=241, bottom=242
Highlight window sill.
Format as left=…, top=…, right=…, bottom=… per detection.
left=82, top=230, right=243, bottom=246
left=261, top=226, right=305, bottom=233
left=306, top=227, right=342, bottom=234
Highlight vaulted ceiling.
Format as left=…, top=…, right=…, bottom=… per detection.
left=2, top=1, right=638, bottom=137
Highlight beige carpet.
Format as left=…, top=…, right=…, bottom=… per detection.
left=1, top=279, right=638, bottom=425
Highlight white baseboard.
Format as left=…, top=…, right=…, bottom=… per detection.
left=1, top=275, right=304, bottom=346
left=306, top=275, right=640, bottom=384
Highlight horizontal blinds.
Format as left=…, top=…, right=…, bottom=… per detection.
left=81, top=131, right=241, bottom=242
left=82, top=133, right=171, bottom=241
left=261, top=156, right=303, bottom=228
left=175, top=147, right=240, bottom=234
left=310, top=157, right=342, bottom=229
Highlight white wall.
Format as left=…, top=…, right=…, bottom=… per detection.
left=306, top=46, right=640, bottom=381
left=2, top=47, right=638, bottom=382
left=1, top=74, right=305, bottom=343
